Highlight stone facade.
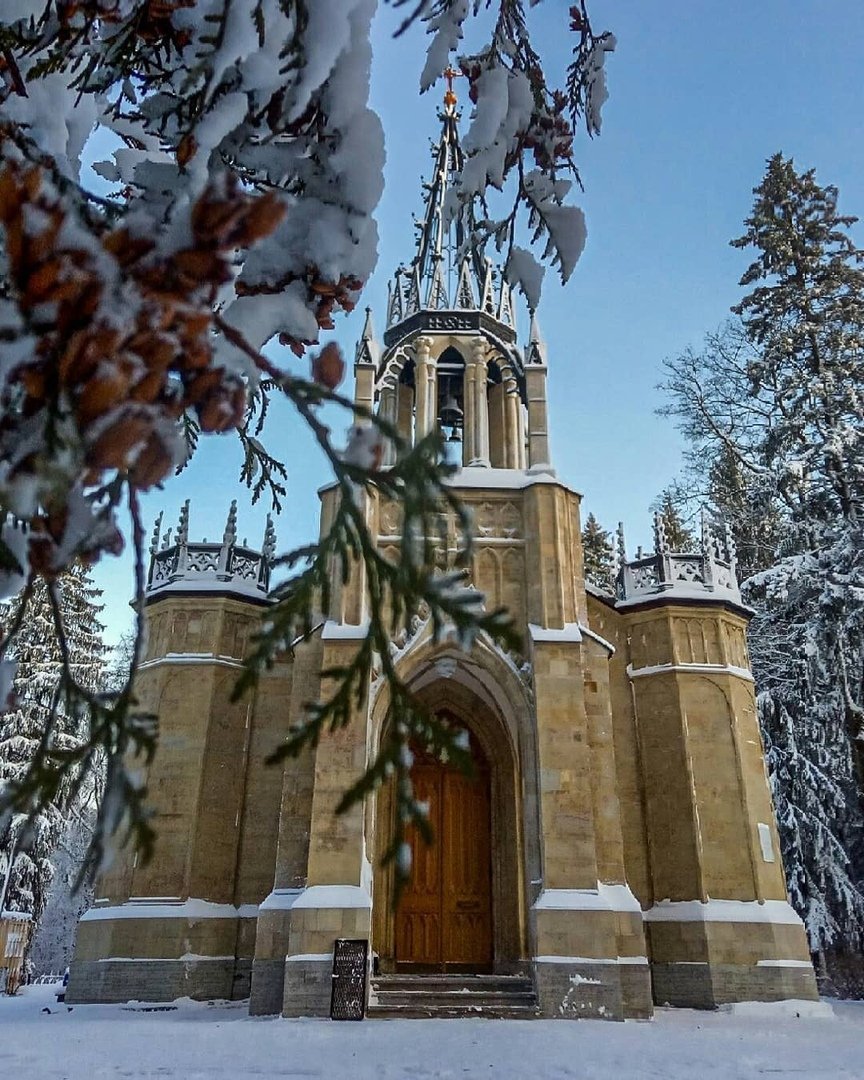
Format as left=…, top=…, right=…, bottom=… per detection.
left=67, top=98, right=817, bottom=1020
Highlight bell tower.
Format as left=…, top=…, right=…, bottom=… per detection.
left=356, top=92, right=545, bottom=475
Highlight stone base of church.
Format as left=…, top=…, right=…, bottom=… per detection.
left=644, top=900, right=819, bottom=1009
left=531, top=885, right=654, bottom=1020
left=650, top=961, right=818, bottom=1009
left=68, top=957, right=239, bottom=1003
left=65, top=901, right=255, bottom=1005
left=277, top=886, right=372, bottom=1018
left=534, top=958, right=653, bottom=1019
left=282, top=955, right=334, bottom=1017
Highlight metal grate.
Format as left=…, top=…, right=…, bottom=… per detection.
left=329, top=939, right=368, bottom=1021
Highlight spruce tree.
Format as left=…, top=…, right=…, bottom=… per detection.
left=659, top=156, right=864, bottom=986
left=581, top=513, right=616, bottom=593
left=731, top=152, right=864, bottom=535
left=652, top=490, right=696, bottom=551
left=0, top=565, right=107, bottom=938
left=707, top=446, right=780, bottom=580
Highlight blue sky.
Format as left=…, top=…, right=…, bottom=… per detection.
left=91, top=0, right=864, bottom=644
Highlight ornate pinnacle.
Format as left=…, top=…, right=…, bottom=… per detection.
left=222, top=499, right=238, bottom=547
left=653, top=511, right=669, bottom=556
left=149, top=511, right=163, bottom=557
left=176, top=500, right=190, bottom=546
left=724, top=521, right=737, bottom=565
left=263, top=514, right=277, bottom=562
left=700, top=510, right=712, bottom=557
left=616, top=521, right=627, bottom=564
left=526, top=311, right=548, bottom=365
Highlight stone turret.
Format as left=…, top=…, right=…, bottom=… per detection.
left=584, top=516, right=816, bottom=1009
left=67, top=503, right=289, bottom=1006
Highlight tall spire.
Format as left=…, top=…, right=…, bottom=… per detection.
left=383, top=84, right=516, bottom=345
left=410, top=92, right=484, bottom=303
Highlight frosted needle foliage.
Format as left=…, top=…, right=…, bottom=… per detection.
left=0, top=1, right=612, bottom=881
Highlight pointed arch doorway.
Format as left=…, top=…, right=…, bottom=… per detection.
left=394, top=718, right=493, bottom=972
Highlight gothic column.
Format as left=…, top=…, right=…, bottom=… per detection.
left=503, top=378, right=521, bottom=469
left=465, top=339, right=490, bottom=467
left=379, top=382, right=398, bottom=466
left=397, top=382, right=414, bottom=445
left=525, top=365, right=551, bottom=472
left=413, top=336, right=436, bottom=439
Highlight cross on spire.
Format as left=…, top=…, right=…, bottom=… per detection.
left=443, top=65, right=463, bottom=109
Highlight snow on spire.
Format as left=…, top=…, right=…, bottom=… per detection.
left=615, top=522, right=627, bottom=565
left=405, top=266, right=422, bottom=316
left=700, top=509, right=712, bottom=558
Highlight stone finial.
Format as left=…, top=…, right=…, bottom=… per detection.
left=525, top=311, right=548, bottom=366
left=653, top=511, right=669, bottom=556
left=149, top=512, right=163, bottom=557
left=700, top=510, right=712, bottom=557
left=724, top=521, right=737, bottom=566
left=222, top=500, right=238, bottom=547
left=405, top=265, right=422, bottom=315
left=426, top=258, right=448, bottom=310
left=497, top=279, right=514, bottom=327
left=387, top=273, right=404, bottom=326
left=355, top=307, right=379, bottom=365
left=263, top=514, right=277, bottom=562
left=176, top=500, right=190, bottom=546
left=480, top=258, right=496, bottom=314
left=455, top=257, right=476, bottom=309
left=161, top=527, right=172, bottom=550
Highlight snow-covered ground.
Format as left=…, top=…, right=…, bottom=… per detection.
left=2, top=984, right=862, bottom=1079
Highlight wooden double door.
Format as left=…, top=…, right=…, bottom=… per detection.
left=394, top=731, right=493, bottom=971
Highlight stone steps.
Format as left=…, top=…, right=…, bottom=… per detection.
left=367, top=973, right=538, bottom=1020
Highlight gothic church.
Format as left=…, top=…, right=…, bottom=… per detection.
left=67, top=96, right=818, bottom=1019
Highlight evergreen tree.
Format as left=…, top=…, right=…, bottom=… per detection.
left=731, top=152, right=864, bottom=536
left=659, top=156, right=864, bottom=984
left=746, top=554, right=864, bottom=959
left=707, top=445, right=780, bottom=580
left=651, top=489, right=696, bottom=551
left=581, top=513, right=616, bottom=593
left=0, top=565, right=107, bottom=940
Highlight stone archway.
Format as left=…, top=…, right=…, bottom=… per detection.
left=370, top=647, right=532, bottom=974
